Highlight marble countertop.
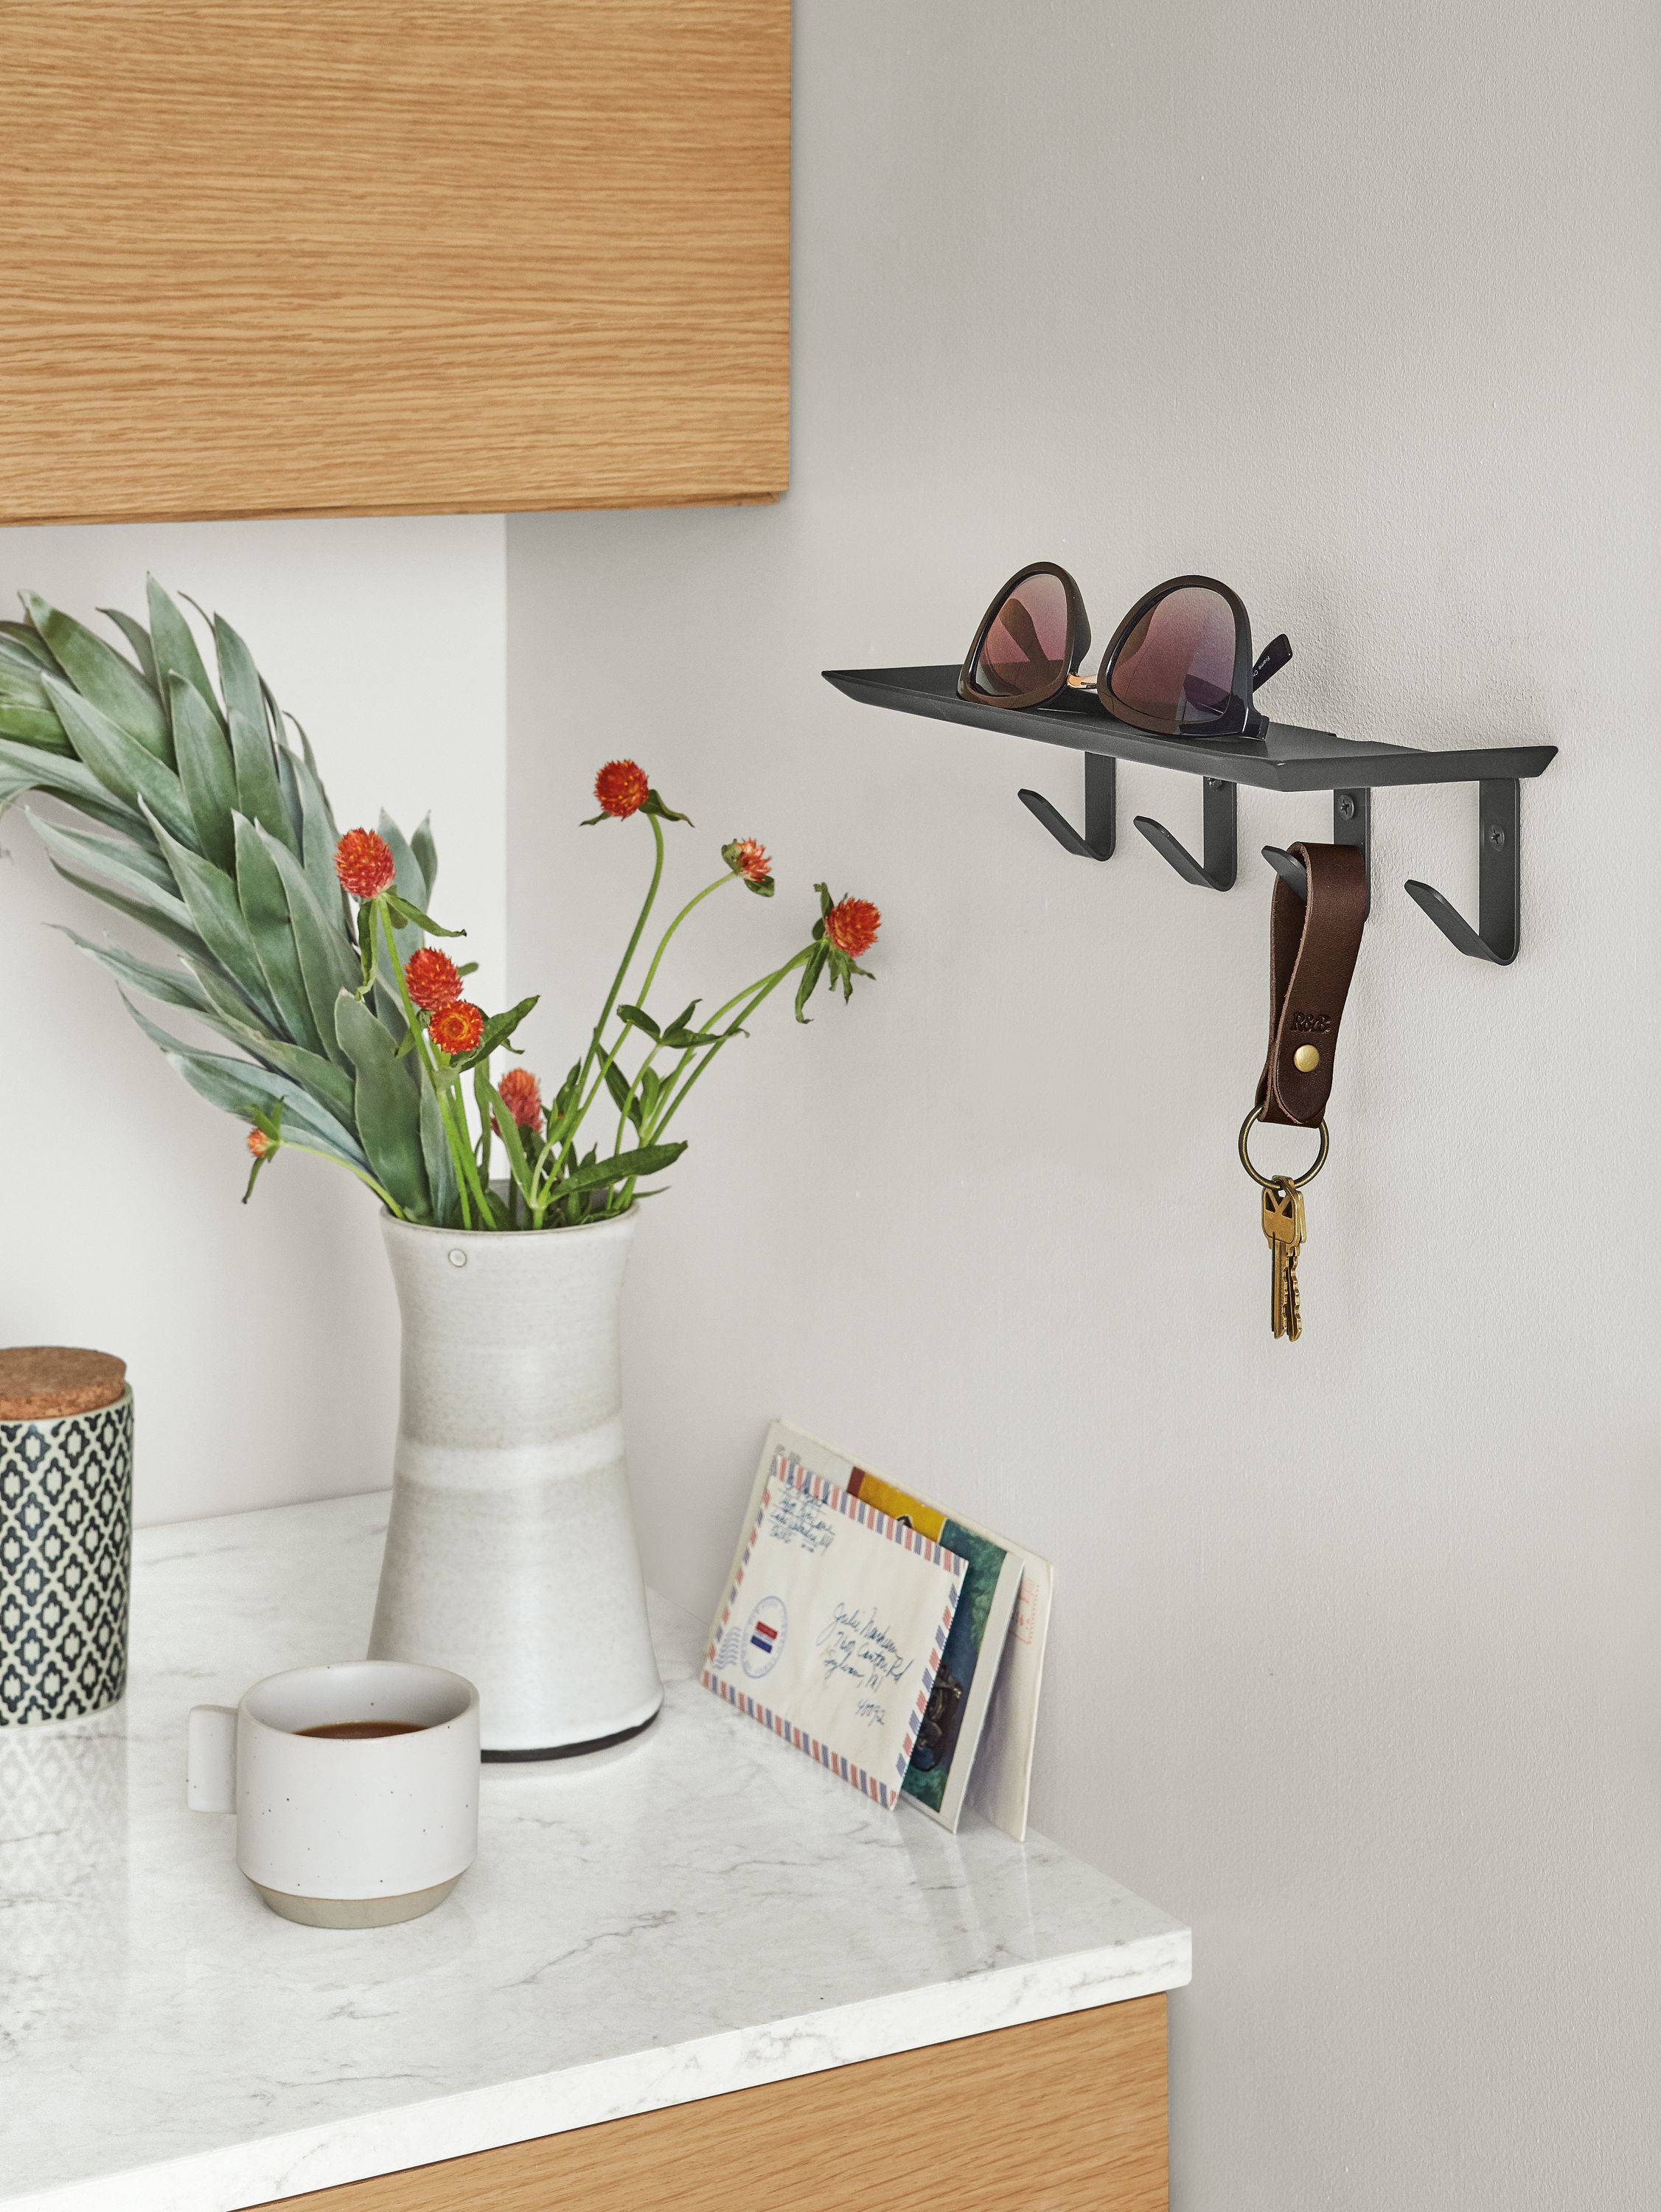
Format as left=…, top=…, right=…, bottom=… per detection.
left=1, top=1493, right=1189, bottom=2212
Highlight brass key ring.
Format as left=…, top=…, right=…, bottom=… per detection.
left=1238, top=1105, right=1329, bottom=1190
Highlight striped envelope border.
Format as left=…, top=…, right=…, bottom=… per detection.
left=702, top=1450, right=965, bottom=1808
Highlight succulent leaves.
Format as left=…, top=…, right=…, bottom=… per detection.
left=6, top=580, right=443, bottom=1220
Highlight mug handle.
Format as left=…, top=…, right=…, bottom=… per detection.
left=187, top=1705, right=238, bottom=1812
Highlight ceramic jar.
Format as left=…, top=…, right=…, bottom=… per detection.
left=368, top=1208, right=662, bottom=1758
left=0, top=1349, right=133, bottom=1728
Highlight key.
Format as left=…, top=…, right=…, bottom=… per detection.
left=1261, top=1178, right=1306, bottom=1340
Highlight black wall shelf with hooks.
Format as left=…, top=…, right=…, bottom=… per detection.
left=822, top=664, right=1556, bottom=965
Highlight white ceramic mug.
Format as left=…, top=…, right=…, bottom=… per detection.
left=187, top=1659, right=479, bottom=1927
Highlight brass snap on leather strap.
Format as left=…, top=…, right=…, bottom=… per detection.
left=1255, top=841, right=1368, bottom=1127
left=1238, top=1105, right=1329, bottom=1190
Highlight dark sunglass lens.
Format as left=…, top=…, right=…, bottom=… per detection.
left=972, top=571, right=1070, bottom=699
left=1108, top=586, right=1238, bottom=729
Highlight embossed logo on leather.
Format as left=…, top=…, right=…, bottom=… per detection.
left=1290, top=1010, right=1332, bottom=1034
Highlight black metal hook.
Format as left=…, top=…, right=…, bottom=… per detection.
left=1018, top=751, right=1115, bottom=861
left=1134, top=777, right=1237, bottom=891
left=1261, top=790, right=1372, bottom=916
left=1403, top=778, right=1519, bottom=964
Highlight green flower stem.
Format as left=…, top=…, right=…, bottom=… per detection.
left=630, top=871, right=735, bottom=1010
left=532, top=813, right=666, bottom=1202
left=644, top=947, right=811, bottom=1144
left=605, top=950, right=809, bottom=1217
left=607, top=872, right=737, bottom=1147
left=377, top=902, right=492, bottom=1230
left=279, top=1138, right=409, bottom=1220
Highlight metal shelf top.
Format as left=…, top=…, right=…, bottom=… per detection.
left=822, top=665, right=1558, bottom=793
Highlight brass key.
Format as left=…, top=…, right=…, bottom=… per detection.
left=1261, top=1178, right=1306, bottom=1341
left=1240, top=1107, right=1327, bottom=1343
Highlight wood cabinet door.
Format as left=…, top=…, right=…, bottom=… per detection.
left=0, top=1, right=789, bottom=524
left=275, top=1995, right=1169, bottom=2211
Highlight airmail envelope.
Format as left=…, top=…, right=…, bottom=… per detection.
left=702, top=1450, right=966, bottom=1807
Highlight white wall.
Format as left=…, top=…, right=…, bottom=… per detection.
left=506, top=4, right=1661, bottom=2206
left=0, top=515, right=506, bottom=1525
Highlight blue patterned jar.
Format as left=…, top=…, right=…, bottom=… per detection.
left=0, top=1349, right=133, bottom=1727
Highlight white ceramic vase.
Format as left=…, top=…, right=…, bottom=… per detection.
left=367, top=1208, right=663, bottom=1758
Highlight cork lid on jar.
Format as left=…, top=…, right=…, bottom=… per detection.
left=0, top=1346, right=128, bottom=1420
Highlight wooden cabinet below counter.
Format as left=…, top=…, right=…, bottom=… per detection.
left=0, top=1, right=789, bottom=524
left=272, top=1997, right=1169, bottom=2211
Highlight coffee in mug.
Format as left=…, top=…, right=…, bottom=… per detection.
left=187, top=1660, right=479, bottom=1927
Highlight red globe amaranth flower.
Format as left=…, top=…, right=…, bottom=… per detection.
left=824, top=897, right=882, bottom=959
left=335, top=828, right=396, bottom=901
left=246, top=1127, right=271, bottom=1158
left=593, top=759, right=650, bottom=819
left=731, top=838, right=771, bottom=883
left=494, top=1067, right=544, bottom=1135
left=428, top=1001, right=485, bottom=1057
left=404, top=946, right=463, bottom=1012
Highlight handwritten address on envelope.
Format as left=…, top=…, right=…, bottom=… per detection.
left=702, top=1454, right=967, bottom=1807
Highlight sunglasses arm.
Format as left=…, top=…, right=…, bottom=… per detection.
left=1250, top=633, right=1293, bottom=692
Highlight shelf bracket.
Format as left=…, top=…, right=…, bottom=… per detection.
left=1018, top=751, right=1115, bottom=861
left=1403, top=778, right=1520, bottom=964
left=1134, top=777, right=1236, bottom=892
left=1261, top=788, right=1372, bottom=917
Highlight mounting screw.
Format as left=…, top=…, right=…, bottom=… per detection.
left=1486, top=823, right=1507, bottom=848
left=1337, top=795, right=1357, bottom=821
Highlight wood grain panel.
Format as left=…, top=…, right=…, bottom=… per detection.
left=0, top=1, right=789, bottom=524
left=273, top=1996, right=1168, bottom=2211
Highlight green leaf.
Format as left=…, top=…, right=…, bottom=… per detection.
left=258, top=828, right=361, bottom=1070
left=211, top=612, right=265, bottom=733
left=169, top=675, right=240, bottom=874
left=29, top=813, right=181, bottom=903
left=447, top=995, right=540, bottom=1075
left=794, top=940, right=829, bottom=1022
left=186, top=980, right=356, bottom=1127
left=145, top=579, right=216, bottom=723
left=229, top=705, right=294, bottom=854
left=0, top=621, right=55, bottom=669
left=384, top=893, right=464, bottom=939
left=376, top=813, right=428, bottom=911
left=483, top=1076, right=534, bottom=1197
left=0, top=736, right=150, bottom=840
left=274, top=737, right=306, bottom=853
left=46, top=863, right=208, bottom=966
left=233, top=813, right=327, bottom=1055
left=144, top=806, right=282, bottom=1029
left=411, top=815, right=438, bottom=900
left=616, top=1003, right=659, bottom=1040
left=419, top=1081, right=459, bottom=1227
left=101, top=608, right=159, bottom=690
left=120, top=993, right=367, bottom=1169
left=0, top=703, right=73, bottom=752
left=189, top=958, right=276, bottom=1036
left=43, top=675, right=198, bottom=847
left=23, top=593, right=171, bottom=764
left=544, top=1139, right=687, bottom=1201
left=641, top=787, right=692, bottom=824
left=290, top=745, right=344, bottom=928
left=55, top=927, right=218, bottom=1020
left=334, top=990, right=432, bottom=1219
left=0, top=638, right=56, bottom=692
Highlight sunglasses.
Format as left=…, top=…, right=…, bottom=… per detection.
left=959, top=563, right=1292, bottom=739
